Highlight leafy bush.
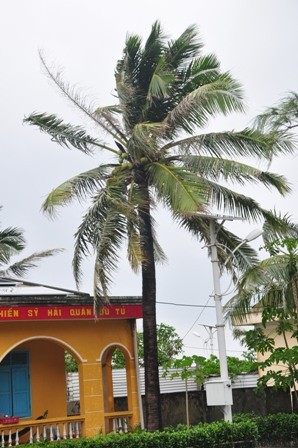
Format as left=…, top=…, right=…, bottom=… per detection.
left=17, top=413, right=298, bottom=448
left=256, top=413, right=298, bottom=444
left=18, top=421, right=257, bottom=448
left=234, top=412, right=298, bottom=445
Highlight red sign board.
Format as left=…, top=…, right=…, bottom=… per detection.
left=0, top=305, right=142, bottom=321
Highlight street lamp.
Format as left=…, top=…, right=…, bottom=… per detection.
left=202, top=215, right=262, bottom=422
left=193, top=325, right=216, bottom=355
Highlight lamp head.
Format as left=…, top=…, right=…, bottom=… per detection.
left=244, top=229, right=263, bottom=242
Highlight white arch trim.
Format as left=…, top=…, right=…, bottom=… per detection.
left=97, top=342, right=133, bottom=362
left=0, top=336, right=87, bottom=363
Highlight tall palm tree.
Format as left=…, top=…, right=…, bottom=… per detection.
left=25, top=22, right=294, bottom=430
left=0, top=207, right=61, bottom=277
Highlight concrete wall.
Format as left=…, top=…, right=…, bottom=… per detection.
left=75, top=386, right=292, bottom=427
left=151, top=388, right=292, bottom=427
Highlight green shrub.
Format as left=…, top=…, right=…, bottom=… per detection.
left=256, top=413, right=298, bottom=444
left=234, top=412, right=298, bottom=445
left=18, top=413, right=298, bottom=448
left=18, top=421, right=258, bottom=448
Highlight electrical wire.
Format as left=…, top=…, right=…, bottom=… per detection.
left=157, top=300, right=215, bottom=308
left=184, top=345, right=244, bottom=354
left=181, top=295, right=212, bottom=340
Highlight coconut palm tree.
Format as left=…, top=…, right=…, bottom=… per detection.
left=0, top=207, right=61, bottom=277
left=226, top=234, right=298, bottom=321
left=24, top=22, right=295, bottom=430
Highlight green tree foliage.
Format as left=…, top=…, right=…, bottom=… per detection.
left=227, top=236, right=298, bottom=406
left=240, top=307, right=298, bottom=404
left=0, top=207, right=61, bottom=277
left=65, top=351, right=78, bottom=373
left=137, top=323, right=183, bottom=367
left=25, top=23, right=295, bottom=430
left=111, top=323, right=183, bottom=368
left=164, top=354, right=257, bottom=386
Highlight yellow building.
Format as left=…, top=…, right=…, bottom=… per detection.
left=0, top=278, right=143, bottom=442
left=233, top=310, right=297, bottom=386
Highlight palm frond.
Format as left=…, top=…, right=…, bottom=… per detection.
left=93, top=105, right=127, bottom=143
left=161, top=128, right=295, bottom=160
left=181, top=155, right=291, bottom=195
left=151, top=220, right=167, bottom=265
left=117, top=33, right=143, bottom=85
left=73, top=178, right=134, bottom=290
left=262, top=212, right=298, bottom=244
left=0, top=249, right=63, bottom=278
left=175, top=213, right=258, bottom=273
left=93, top=210, right=127, bottom=310
left=42, top=165, right=112, bottom=217
left=115, top=34, right=143, bottom=130
left=138, top=21, right=165, bottom=91
left=127, top=220, right=142, bottom=273
left=39, top=51, right=125, bottom=141
left=147, top=70, right=175, bottom=101
left=129, top=122, right=165, bottom=160
left=164, top=24, right=203, bottom=69
left=148, top=162, right=207, bottom=212
left=0, top=227, right=26, bottom=265
left=73, top=204, right=102, bottom=288
left=201, top=180, right=266, bottom=222
left=225, top=254, right=298, bottom=320
left=182, top=54, right=221, bottom=87
left=164, top=74, right=244, bottom=136
left=255, top=92, right=298, bottom=133
left=24, top=113, right=114, bottom=154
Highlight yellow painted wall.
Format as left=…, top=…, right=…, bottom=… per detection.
left=234, top=314, right=297, bottom=387
left=0, top=318, right=140, bottom=436
left=256, top=323, right=296, bottom=385
left=18, top=340, right=66, bottom=419
left=0, top=319, right=135, bottom=361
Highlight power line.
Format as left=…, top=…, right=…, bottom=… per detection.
left=157, top=300, right=215, bottom=308
left=157, top=300, right=275, bottom=312
left=181, top=295, right=212, bottom=340
left=184, top=345, right=244, bottom=354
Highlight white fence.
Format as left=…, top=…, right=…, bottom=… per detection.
left=67, top=368, right=258, bottom=401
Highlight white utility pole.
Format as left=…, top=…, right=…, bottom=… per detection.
left=195, top=213, right=262, bottom=423
left=209, top=218, right=232, bottom=422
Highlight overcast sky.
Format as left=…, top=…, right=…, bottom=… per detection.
left=1, top=0, right=298, bottom=357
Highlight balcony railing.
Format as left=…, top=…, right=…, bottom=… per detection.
left=104, top=411, right=133, bottom=434
left=0, top=416, right=84, bottom=446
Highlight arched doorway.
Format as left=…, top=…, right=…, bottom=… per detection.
left=0, top=337, right=84, bottom=421
left=101, top=344, right=133, bottom=433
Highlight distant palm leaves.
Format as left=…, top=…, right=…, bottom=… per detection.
left=0, top=208, right=62, bottom=277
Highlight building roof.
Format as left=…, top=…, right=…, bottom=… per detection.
left=0, top=277, right=142, bottom=306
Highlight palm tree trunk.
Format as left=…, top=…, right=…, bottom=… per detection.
left=138, top=178, right=162, bottom=431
